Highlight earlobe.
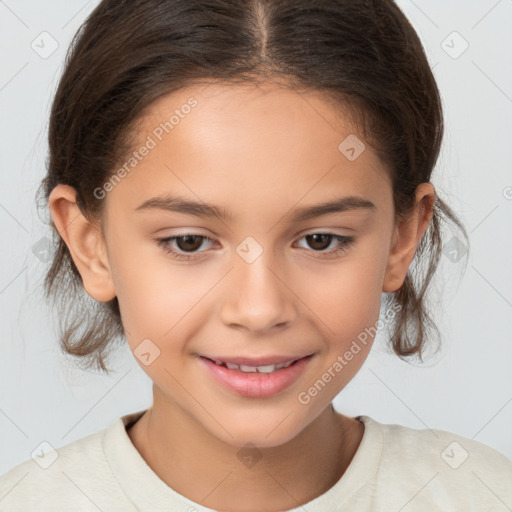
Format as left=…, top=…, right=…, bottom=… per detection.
left=48, top=184, right=116, bottom=302
left=382, top=183, right=436, bottom=293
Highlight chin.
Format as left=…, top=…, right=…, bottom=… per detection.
left=201, top=405, right=316, bottom=449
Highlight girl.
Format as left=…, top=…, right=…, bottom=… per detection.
left=1, top=0, right=511, bottom=511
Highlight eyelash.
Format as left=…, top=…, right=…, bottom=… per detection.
left=155, top=233, right=355, bottom=261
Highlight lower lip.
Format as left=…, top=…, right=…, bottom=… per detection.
left=199, top=355, right=313, bottom=398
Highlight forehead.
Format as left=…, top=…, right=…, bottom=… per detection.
left=107, top=81, right=391, bottom=218
left=140, top=80, right=361, bottom=148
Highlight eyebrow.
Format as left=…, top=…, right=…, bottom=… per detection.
left=135, top=194, right=376, bottom=222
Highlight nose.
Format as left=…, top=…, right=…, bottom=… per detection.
left=219, top=249, right=297, bottom=335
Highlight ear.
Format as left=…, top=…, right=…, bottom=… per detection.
left=48, top=184, right=116, bottom=302
left=382, top=183, right=436, bottom=293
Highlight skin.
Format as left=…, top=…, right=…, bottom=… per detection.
left=48, top=81, right=435, bottom=512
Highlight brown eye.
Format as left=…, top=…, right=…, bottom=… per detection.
left=174, top=235, right=204, bottom=252
left=295, top=233, right=355, bottom=259
left=156, top=234, right=216, bottom=261
left=305, top=233, right=334, bottom=251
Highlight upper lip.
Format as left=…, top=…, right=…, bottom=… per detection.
left=201, top=354, right=313, bottom=367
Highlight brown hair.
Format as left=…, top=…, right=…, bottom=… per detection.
left=37, top=0, right=469, bottom=373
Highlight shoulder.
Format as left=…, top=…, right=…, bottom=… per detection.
left=359, top=415, right=512, bottom=511
left=0, top=417, right=135, bottom=512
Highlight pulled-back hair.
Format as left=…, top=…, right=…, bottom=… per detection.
left=38, top=0, right=468, bottom=373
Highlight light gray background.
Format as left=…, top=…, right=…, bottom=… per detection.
left=1, top=0, right=511, bottom=477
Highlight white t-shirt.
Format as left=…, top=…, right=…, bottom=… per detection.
left=1, top=409, right=511, bottom=511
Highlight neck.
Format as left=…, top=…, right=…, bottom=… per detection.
left=127, top=390, right=364, bottom=512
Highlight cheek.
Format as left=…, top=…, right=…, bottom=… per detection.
left=294, top=251, right=386, bottom=340
left=107, top=236, right=216, bottom=347
left=120, top=274, right=215, bottom=347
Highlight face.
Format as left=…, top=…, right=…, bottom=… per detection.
left=59, top=81, right=425, bottom=448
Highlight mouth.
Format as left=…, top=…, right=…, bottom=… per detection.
left=205, top=356, right=300, bottom=373
left=198, top=354, right=314, bottom=398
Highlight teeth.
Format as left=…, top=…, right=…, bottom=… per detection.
left=214, top=360, right=296, bottom=373
left=255, top=364, right=276, bottom=373
left=239, top=365, right=258, bottom=373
